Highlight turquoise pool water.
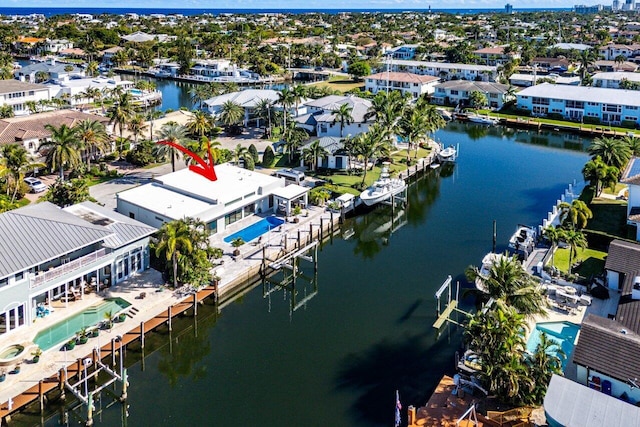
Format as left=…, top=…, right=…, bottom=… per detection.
left=224, top=216, right=284, bottom=243
left=526, top=321, right=580, bottom=370
left=34, top=298, right=131, bottom=351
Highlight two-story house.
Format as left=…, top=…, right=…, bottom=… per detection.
left=365, top=72, right=440, bottom=99
left=598, top=43, right=640, bottom=61
left=433, top=80, right=511, bottom=109
left=0, top=80, right=51, bottom=117
left=473, top=46, right=520, bottom=66
left=303, top=95, right=373, bottom=138
left=0, top=202, right=156, bottom=338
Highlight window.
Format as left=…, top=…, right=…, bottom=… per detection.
left=225, top=208, right=243, bottom=226
left=15, top=272, right=23, bottom=281
left=0, top=277, right=8, bottom=288
left=129, top=212, right=135, bottom=219
left=532, top=97, right=550, bottom=105
left=450, top=90, right=459, bottom=95
left=207, top=221, right=217, bottom=234
left=603, top=104, right=622, bottom=113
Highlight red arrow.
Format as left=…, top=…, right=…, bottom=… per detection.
left=157, top=139, right=218, bottom=181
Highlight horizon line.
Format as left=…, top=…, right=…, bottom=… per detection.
left=0, top=6, right=570, bottom=10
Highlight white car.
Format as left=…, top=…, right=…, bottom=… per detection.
left=24, top=177, right=47, bottom=193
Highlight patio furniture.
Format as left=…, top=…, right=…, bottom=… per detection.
left=579, top=294, right=592, bottom=306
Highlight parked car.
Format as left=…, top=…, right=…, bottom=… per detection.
left=24, top=177, right=47, bottom=193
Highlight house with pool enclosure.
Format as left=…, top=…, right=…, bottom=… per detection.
left=116, top=163, right=310, bottom=234
left=0, top=201, right=156, bottom=338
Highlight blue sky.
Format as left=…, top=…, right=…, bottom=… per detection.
left=6, top=0, right=576, bottom=10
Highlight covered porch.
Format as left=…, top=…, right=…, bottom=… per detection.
left=272, top=184, right=310, bottom=217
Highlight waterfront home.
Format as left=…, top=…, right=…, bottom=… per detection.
left=116, top=163, right=309, bottom=230
left=364, top=72, right=440, bottom=99
left=100, top=46, right=124, bottom=66
left=202, top=89, right=281, bottom=127
left=509, top=73, right=580, bottom=87
left=37, top=39, right=73, bottom=55
left=303, top=95, right=372, bottom=138
left=0, top=80, right=52, bottom=117
left=0, top=110, right=112, bottom=157
left=472, top=45, right=520, bottom=66
left=46, top=75, right=134, bottom=106
left=385, top=59, right=498, bottom=82
left=516, top=83, right=640, bottom=125
left=15, top=59, right=85, bottom=84
left=598, top=43, right=640, bottom=61
left=0, top=201, right=156, bottom=338
left=299, top=136, right=348, bottom=170
left=592, top=71, right=640, bottom=89
left=572, top=314, right=640, bottom=403
left=433, top=80, right=511, bottom=109
left=622, top=158, right=640, bottom=241
left=531, top=57, right=571, bottom=73
left=190, top=59, right=260, bottom=83
left=13, top=37, right=44, bottom=54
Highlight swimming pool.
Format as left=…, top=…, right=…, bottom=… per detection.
left=526, top=321, right=580, bottom=371
left=224, top=216, right=284, bottom=244
left=34, top=298, right=131, bottom=351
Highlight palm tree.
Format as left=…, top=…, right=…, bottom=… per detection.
left=218, top=100, right=244, bottom=133
left=465, top=254, right=548, bottom=317
left=582, top=155, right=619, bottom=197
left=0, top=144, right=44, bottom=202
left=561, top=229, right=588, bottom=275
left=302, top=140, right=328, bottom=172
left=543, top=225, right=563, bottom=269
left=146, top=109, right=163, bottom=141
left=559, top=199, right=593, bottom=230
left=332, top=103, right=354, bottom=138
left=291, top=84, right=306, bottom=117
left=282, top=122, right=309, bottom=163
left=588, top=137, right=631, bottom=170
left=254, top=98, right=274, bottom=135
left=127, top=114, right=148, bottom=145
left=0, top=104, right=14, bottom=119
left=614, top=54, right=626, bottom=71
left=579, top=49, right=597, bottom=82
left=233, top=144, right=249, bottom=167
left=40, top=124, right=82, bottom=180
left=154, top=122, right=188, bottom=172
left=154, top=220, right=193, bottom=288
left=186, top=110, right=214, bottom=138
left=356, top=124, right=391, bottom=186
left=86, top=61, right=99, bottom=77
left=74, top=119, right=110, bottom=169
left=365, top=91, right=406, bottom=144
left=398, top=104, right=428, bottom=161
left=107, top=92, right=135, bottom=154
left=186, top=137, right=221, bottom=166
left=277, top=87, right=295, bottom=133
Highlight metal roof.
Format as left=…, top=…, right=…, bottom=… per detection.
left=0, top=202, right=114, bottom=279
left=517, top=82, right=640, bottom=106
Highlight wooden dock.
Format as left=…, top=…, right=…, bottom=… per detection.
left=500, top=117, right=637, bottom=138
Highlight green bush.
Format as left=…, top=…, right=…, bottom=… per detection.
left=126, top=140, right=156, bottom=166
left=248, top=144, right=259, bottom=164
left=244, top=155, right=255, bottom=171
left=583, top=117, right=601, bottom=125
left=262, top=146, right=275, bottom=167
left=547, top=113, right=564, bottom=121
left=621, top=120, right=637, bottom=129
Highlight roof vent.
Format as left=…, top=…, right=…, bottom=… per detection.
left=621, top=329, right=628, bottom=334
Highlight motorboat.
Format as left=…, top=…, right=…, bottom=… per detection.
left=359, top=162, right=406, bottom=207
left=508, top=224, right=537, bottom=252
left=437, top=145, right=457, bottom=163
left=474, top=252, right=510, bottom=293
left=457, top=349, right=483, bottom=375
left=154, top=70, right=171, bottom=78
left=467, top=114, right=498, bottom=125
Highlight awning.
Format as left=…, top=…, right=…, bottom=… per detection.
left=271, top=184, right=309, bottom=201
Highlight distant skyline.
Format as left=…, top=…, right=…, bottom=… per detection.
left=4, top=0, right=578, bottom=11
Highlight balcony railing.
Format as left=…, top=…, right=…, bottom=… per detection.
left=30, top=248, right=108, bottom=289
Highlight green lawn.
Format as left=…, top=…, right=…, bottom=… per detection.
left=551, top=247, right=607, bottom=277
left=309, top=77, right=364, bottom=93
left=586, top=199, right=628, bottom=238
left=601, top=183, right=627, bottom=197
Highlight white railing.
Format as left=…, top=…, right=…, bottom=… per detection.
left=30, top=248, right=108, bottom=288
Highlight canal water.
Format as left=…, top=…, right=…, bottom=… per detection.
left=17, top=78, right=591, bottom=426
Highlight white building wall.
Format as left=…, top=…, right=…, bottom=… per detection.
left=317, top=122, right=369, bottom=137
left=1, top=87, right=51, bottom=116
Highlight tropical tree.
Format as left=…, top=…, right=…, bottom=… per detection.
left=0, top=144, right=44, bottom=202
left=291, top=84, right=307, bottom=117
left=277, top=87, right=295, bottom=132
left=233, top=144, right=249, bottom=167
left=282, top=122, right=309, bottom=163
left=0, top=104, right=14, bottom=119
left=40, top=124, right=81, bottom=180
left=185, top=137, right=221, bottom=166
left=543, top=225, right=563, bottom=268
left=127, top=114, right=148, bottom=145
left=587, top=137, right=631, bottom=170
left=154, top=122, right=188, bottom=172
left=218, top=100, right=244, bottom=133
left=469, top=91, right=488, bottom=109
left=186, top=110, right=215, bottom=138
left=43, top=178, right=90, bottom=207
left=582, top=155, right=619, bottom=197
left=559, top=199, right=593, bottom=230
left=365, top=91, right=406, bottom=144
left=146, top=109, right=163, bottom=141
left=107, top=92, right=135, bottom=154
left=154, top=220, right=193, bottom=288
left=74, top=119, right=110, bottom=169
left=332, top=103, right=354, bottom=138
left=398, top=104, right=429, bottom=162
left=254, top=98, right=274, bottom=136
left=527, top=332, right=564, bottom=404
left=356, top=124, right=391, bottom=186
left=561, top=229, right=588, bottom=275
left=579, top=49, right=598, bottom=82
left=465, top=254, right=548, bottom=317
left=302, top=140, right=328, bottom=172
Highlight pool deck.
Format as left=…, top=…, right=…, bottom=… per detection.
left=0, top=204, right=340, bottom=420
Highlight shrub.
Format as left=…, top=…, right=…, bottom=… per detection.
left=547, top=113, right=565, bottom=121
left=262, top=145, right=275, bottom=167
left=248, top=144, right=259, bottom=164
left=583, top=117, right=601, bottom=125
left=126, top=140, right=156, bottom=166
left=244, top=155, right=255, bottom=171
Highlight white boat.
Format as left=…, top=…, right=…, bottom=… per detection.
left=154, top=70, right=171, bottom=78
left=508, top=224, right=537, bottom=252
left=468, top=114, right=498, bottom=125
left=437, top=145, right=457, bottom=163
left=474, top=252, right=510, bottom=293
left=359, top=162, right=406, bottom=207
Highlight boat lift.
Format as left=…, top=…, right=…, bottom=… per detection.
left=433, top=276, right=470, bottom=330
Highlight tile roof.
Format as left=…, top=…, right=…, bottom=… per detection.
left=572, top=314, right=640, bottom=383
left=0, top=110, right=109, bottom=145
left=366, top=72, right=439, bottom=84
left=604, top=240, right=640, bottom=280
left=0, top=202, right=114, bottom=279
left=616, top=296, right=640, bottom=334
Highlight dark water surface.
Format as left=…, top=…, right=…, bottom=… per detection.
left=19, top=120, right=589, bottom=425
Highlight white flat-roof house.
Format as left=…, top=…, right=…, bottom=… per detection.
left=433, top=81, right=511, bottom=109
left=46, top=76, right=134, bottom=106
left=516, top=83, right=640, bottom=125
left=386, top=59, right=498, bottom=82
left=0, top=202, right=156, bottom=338
left=592, top=72, right=640, bottom=89
left=365, top=72, right=440, bottom=99
left=116, top=163, right=309, bottom=231
left=0, top=80, right=52, bottom=117
left=190, top=59, right=261, bottom=83
left=303, top=95, right=373, bottom=138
